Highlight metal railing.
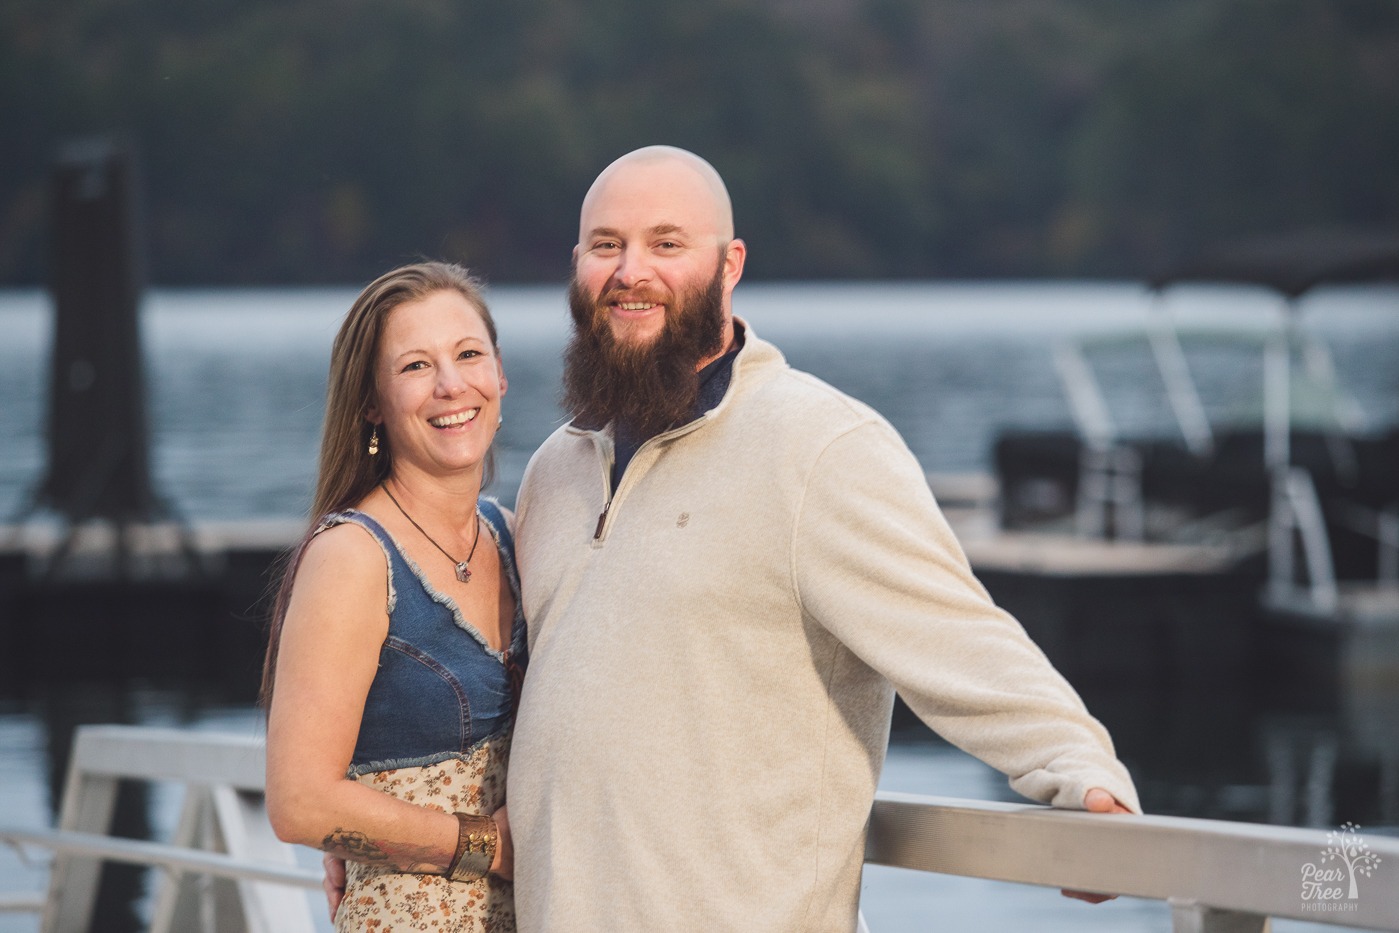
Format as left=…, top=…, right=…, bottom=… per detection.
left=0, top=726, right=318, bottom=933
left=868, top=792, right=1398, bottom=931
left=4, top=726, right=1398, bottom=932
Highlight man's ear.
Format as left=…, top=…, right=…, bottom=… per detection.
left=723, top=238, right=747, bottom=292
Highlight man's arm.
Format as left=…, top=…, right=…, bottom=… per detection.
left=793, top=419, right=1141, bottom=814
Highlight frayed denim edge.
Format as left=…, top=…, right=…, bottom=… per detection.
left=316, top=511, right=397, bottom=614
left=345, top=729, right=504, bottom=778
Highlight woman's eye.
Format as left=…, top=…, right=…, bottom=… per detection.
left=401, top=360, right=428, bottom=372
left=459, top=350, right=481, bottom=360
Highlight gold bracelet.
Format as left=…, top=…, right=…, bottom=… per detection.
left=446, top=812, right=497, bottom=883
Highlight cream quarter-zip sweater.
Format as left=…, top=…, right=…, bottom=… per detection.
left=509, top=322, right=1139, bottom=933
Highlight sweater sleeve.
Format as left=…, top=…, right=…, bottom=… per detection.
left=792, top=418, right=1141, bottom=813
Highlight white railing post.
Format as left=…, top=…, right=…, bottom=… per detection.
left=209, top=784, right=316, bottom=932
left=148, top=783, right=214, bottom=932
left=43, top=735, right=123, bottom=933
left=1169, top=899, right=1271, bottom=933
left=7, top=726, right=318, bottom=933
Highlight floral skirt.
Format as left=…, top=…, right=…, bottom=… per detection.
left=335, top=733, right=514, bottom=932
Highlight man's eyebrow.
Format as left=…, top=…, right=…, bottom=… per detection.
left=584, top=224, right=688, bottom=241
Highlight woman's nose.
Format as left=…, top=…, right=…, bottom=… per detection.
left=436, top=366, right=468, bottom=397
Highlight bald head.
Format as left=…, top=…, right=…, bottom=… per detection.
left=571, top=145, right=747, bottom=363
left=579, top=146, right=735, bottom=244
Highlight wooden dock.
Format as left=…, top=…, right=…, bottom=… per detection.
left=921, top=472, right=1267, bottom=689
left=0, top=519, right=304, bottom=695
left=0, top=518, right=303, bottom=574
left=930, top=470, right=1265, bottom=577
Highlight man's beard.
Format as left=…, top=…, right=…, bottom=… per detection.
left=561, top=262, right=727, bottom=437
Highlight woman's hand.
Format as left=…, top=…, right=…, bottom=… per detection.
left=319, top=806, right=510, bottom=916
left=490, top=804, right=514, bottom=881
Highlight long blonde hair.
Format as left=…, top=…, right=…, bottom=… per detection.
left=260, top=262, right=499, bottom=707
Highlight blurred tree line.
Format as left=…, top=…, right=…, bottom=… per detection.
left=1, top=0, right=1396, bottom=284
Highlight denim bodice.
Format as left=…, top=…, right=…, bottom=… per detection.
left=319, top=499, right=528, bottom=775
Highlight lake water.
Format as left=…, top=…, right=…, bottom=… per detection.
left=2, top=281, right=1397, bottom=931
left=6, top=280, right=1399, bottom=520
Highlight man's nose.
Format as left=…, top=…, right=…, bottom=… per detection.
left=613, top=247, right=652, bottom=289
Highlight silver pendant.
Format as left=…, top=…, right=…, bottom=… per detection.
left=455, top=562, right=472, bottom=584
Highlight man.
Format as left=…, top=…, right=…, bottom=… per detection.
left=506, top=146, right=1138, bottom=932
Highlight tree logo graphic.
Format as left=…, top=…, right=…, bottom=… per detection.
left=1301, top=822, right=1383, bottom=911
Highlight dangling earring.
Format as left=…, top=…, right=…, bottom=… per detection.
left=498, top=415, right=504, bottom=428
left=368, top=426, right=380, bottom=456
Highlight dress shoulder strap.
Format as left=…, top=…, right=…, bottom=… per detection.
left=317, top=508, right=396, bottom=551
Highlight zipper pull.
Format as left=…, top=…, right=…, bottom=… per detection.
left=593, top=500, right=612, bottom=540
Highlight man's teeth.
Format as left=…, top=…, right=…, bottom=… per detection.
left=617, top=302, right=655, bottom=311
left=429, top=410, right=478, bottom=427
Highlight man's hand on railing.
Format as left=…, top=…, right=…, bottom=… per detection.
left=1060, top=787, right=1133, bottom=905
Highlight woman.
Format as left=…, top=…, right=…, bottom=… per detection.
left=263, top=262, right=525, bottom=931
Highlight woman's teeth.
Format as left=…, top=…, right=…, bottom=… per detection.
left=429, top=410, right=478, bottom=428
